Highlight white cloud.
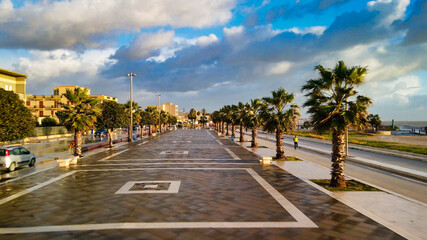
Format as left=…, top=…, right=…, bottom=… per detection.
left=14, top=49, right=116, bottom=82
left=197, top=34, right=219, bottom=47
left=223, top=26, right=245, bottom=38
left=0, top=0, right=12, bottom=22
left=367, top=0, right=410, bottom=26
left=115, top=31, right=174, bottom=60
left=0, top=0, right=235, bottom=49
left=286, top=26, right=327, bottom=36
left=265, top=61, right=292, bottom=76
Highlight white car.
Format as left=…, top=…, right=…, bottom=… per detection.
left=0, top=146, right=36, bottom=172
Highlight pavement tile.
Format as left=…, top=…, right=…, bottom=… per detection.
left=0, top=129, right=405, bottom=239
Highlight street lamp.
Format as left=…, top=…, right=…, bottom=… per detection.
left=156, top=94, right=161, bottom=134
left=126, top=73, right=136, bottom=142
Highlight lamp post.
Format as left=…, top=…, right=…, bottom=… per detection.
left=156, top=94, right=161, bottom=134
left=126, top=73, right=136, bottom=142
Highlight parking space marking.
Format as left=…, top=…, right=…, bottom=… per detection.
left=216, top=140, right=224, bottom=145
left=0, top=166, right=56, bottom=186
left=225, top=148, right=240, bottom=160
left=79, top=163, right=257, bottom=166
left=100, top=158, right=239, bottom=161
left=0, top=171, right=76, bottom=206
left=138, top=141, right=148, bottom=146
left=99, top=149, right=129, bottom=161
left=0, top=167, right=316, bottom=234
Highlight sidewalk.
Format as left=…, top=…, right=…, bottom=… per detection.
left=220, top=134, right=427, bottom=240
left=250, top=131, right=427, bottom=182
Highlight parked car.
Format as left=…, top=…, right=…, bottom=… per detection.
left=0, top=146, right=36, bottom=172
left=94, top=129, right=108, bottom=137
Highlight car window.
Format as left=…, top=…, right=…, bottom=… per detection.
left=0, top=149, right=5, bottom=156
left=20, top=148, right=30, bottom=154
left=12, top=148, right=21, bottom=155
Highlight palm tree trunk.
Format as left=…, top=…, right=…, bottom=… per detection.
left=232, top=124, right=235, bottom=137
left=239, top=124, right=244, bottom=142
left=251, top=128, right=257, bottom=148
left=140, top=125, right=143, bottom=138
left=275, top=128, right=284, bottom=159
left=226, top=123, right=229, bottom=136
left=222, top=122, right=225, bottom=133
left=74, top=129, right=82, bottom=156
left=148, top=125, right=152, bottom=136
left=331, top=129, right=347, bottom=187
left=108, top=128, right=113, bottom=147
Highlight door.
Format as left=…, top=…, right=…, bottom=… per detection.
left=11, top=148, right=22, bottom=165
left=19, top=147, right=31, bottom=164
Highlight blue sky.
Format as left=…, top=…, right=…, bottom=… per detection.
left=0, top=0, right=426, bottom=121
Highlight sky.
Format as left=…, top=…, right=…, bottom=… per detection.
left=0, top=0, right=426, bottom=121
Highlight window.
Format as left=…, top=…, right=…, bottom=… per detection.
left=12, top=148, right=21, bottom=155
left=40, top=111, right=44, bottom=117
left=19, top=148, right=30, bottom=154
left=26, top=101, right=30, bottom=106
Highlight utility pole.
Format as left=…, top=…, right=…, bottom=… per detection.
left=126, top=73, right=136, bottom=142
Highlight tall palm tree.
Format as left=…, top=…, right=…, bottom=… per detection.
left=221, top=105, right=232, bottom=136
left=230, top=105, right=239, bottom=138
left=60, top=88, right=101, bottom=156
left=141, top=107, right=159, bottom=136
left=261, top=87, right=300, bottom=159
left=245, top=99, right=263, bottom=148
left=125, top=101, right=142, bottom=139
left=211, top=111, right=220, bottom=132
left=301, top=61, right=371, bottom=187
left=236, top=102, right=248, bottom=142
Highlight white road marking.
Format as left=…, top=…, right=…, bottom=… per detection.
left=216, top=140, right=224, bottom=145
left=99, top=149, right=129, bottom=161
left=100, top=158, right=237, bottom=161
left=0, top=171, right=76, bottom=206
left=79, top=163, right=257, bottom=166
left=138, top=141, right=148, bottom=146
left=0, top=166, right=56, bottom=186
left=225, top=148, right=240, bottom=160
left=0, top=167, right=317, bottom=233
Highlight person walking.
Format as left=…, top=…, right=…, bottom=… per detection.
left=293, top=136, right=298, bottom=149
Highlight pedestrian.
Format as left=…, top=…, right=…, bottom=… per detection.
left=293, top=136, right=298, bottom=149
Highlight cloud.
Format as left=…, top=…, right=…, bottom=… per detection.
left=113, top=31, right=174, bottom=60
left=393, top=0, right=427, bottom=45
left=0, top=0, right=235, bottom=50
left=13, top=48, right=115, bottom=83
left=196, top=34, right=220, bottom=47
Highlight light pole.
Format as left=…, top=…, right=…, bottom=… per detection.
left=156, top=94, right=161, bottom=134
left=126, top=73, right=136, bottom=142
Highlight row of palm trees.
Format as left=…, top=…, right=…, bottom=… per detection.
left=212, top=61, right=372, bottom=187
left=59, top=88, right=177, bottom=157
left=211, top=88, right=300, bottom=160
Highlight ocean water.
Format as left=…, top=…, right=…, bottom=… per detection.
left=382, top=121, right=427, bottom=128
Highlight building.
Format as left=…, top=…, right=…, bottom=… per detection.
left=0, top=68, right=27, bottom=100
left=26, top=86, right=117, bottom=124
left=146, top=102, right=179, bottom=117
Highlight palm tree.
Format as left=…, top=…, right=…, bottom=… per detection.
left=188, top=108, right=197, bottom=127
left=230, top=105, right=238, bottom=138
left=261, top=87, right=300, bottom=159
left=60, top=88, right=101, bottom=156
left=221, top=105, right=232, bottom=136
left=125, top=101, right=142, bottom=139
left=236, top=102, right=248, bottom=142
left=245, top=99, right=263, bottom=148
left=301, top=61, right=371, bottom=187
left=211, top=111, right=220, bottom=132
left=141, top=107, right=159, bottom=136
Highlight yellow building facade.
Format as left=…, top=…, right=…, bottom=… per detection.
left=0, top=68, right=27, bottom=100
left=27, top=86, right=117, bottom=124
left=146, top=102, right=179, bottom=117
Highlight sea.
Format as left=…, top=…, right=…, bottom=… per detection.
left=382, top=121, right=427, bottom=132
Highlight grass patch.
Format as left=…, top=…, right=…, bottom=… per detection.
left=310, top=179, right=380, bottom=191
left=272, top=156, right=302, bottom=161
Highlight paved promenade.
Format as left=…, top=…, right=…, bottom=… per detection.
left=0, top=130, right=405, bottom=239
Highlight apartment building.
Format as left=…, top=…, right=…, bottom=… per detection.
left=26, top=86, right=117, bottom=123
left=0, top=68, right=27, bottom=100
left=146, top=102, right=179, bottom=117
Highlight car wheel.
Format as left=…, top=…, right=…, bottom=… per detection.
left=8, top=162, right=16, bottom=172
left=29, top=158, right=36, bottom=167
